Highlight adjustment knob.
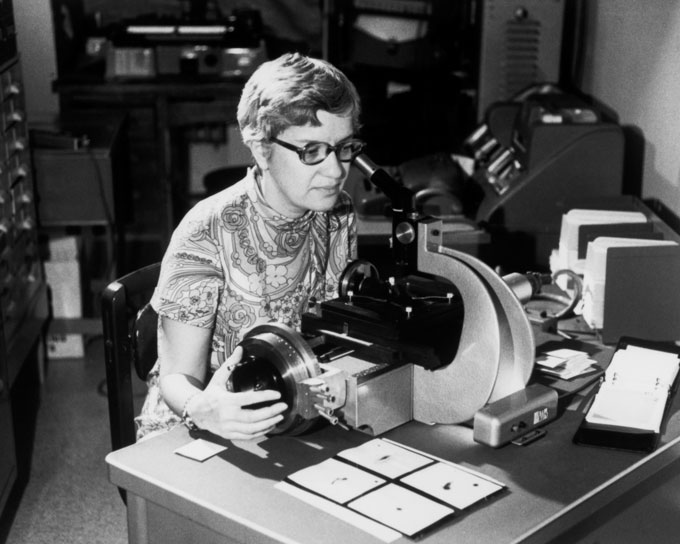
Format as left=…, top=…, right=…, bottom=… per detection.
left=5, top=83, right=21, bottom=97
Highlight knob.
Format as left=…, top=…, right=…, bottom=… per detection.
left=5, top=82, right=21, bottom=97
left=19, top=218, right=34, bottom=231
left=10, top=138, right=26, bottom=152
left=16, top=191, right=32, bottom=204
left=9, top=111, right=24, bottom=124
left=12, top=164, right=27, bottom=181
left=394, top=221, right=416, bottom=245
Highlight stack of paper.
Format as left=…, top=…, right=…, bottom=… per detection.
left=535, top=348, right=599, bottom=380
left=581, top=237, right=679, bottom=328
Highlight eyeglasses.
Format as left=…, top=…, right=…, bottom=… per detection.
left=270, top=136, right=366, bottom=165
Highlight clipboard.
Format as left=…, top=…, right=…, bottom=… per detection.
left=573, top=336, right=680, bottom=453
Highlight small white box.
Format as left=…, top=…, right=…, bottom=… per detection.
left=44, top=260, right=82, bottom=318
left=46, top=333, right=85, bottom=359
left=46, top=235, right=79, bottom=261
left=44, top=235, right=85, bottom=360
left=582, top=237, right=679, bottom=330
left=557, top=209, right=647, bottom=271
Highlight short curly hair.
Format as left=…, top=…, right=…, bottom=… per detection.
left=237, top=52, right=362, bottom=147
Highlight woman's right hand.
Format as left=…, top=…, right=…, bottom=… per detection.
left=186, top=347, right=288, bottom=440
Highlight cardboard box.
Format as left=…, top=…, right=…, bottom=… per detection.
left=46, top=333, right=85, bottom=359
left=43, top=236, right=85, bottom=359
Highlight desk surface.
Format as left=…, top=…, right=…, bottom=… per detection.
left=106, top=361, right=680, bottom=544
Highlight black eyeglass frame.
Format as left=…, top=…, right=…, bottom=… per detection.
left=270, top=136, right=366, bottom=165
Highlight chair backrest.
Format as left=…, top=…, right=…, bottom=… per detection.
left=101, top=262, right=161, bottom=454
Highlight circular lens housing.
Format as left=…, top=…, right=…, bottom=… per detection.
left=230, top=354, right=287, bottom=409
left=232, top=323, right=321, bottom=435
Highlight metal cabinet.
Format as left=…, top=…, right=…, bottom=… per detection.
left=0, top=55, right=49, bottom=518
left=0, top=313, right=13, bottom=515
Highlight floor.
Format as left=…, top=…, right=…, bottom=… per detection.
left=1, top=336, right=139, bottom=544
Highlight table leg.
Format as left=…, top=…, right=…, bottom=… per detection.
left=127, top=493, right=149, bottom=544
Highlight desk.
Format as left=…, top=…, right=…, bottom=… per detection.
left=105, top=350, right=680, bottom=544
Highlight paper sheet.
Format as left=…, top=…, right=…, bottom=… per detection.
left=337, top=438, right=433, bottom=478
left=283, top=439, right=505, bottom=538
left=286, top=458, right=384, bottom=503
left=400, top=462, right=504, bottom=509
left=348, top=484, right=454, bottom=537
left=173, top=438, right=227, bottom=462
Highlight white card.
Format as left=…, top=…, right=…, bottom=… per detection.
left=337, top=439, right=433, bottom=479
left=287, top=458, right=385, bottom=503
left=174, top=438, right=227, bottom=462
left=400, top=462, right=503, bottom=509
left=540, top=357, right=598, bottom=380
left=544, top=348, right=588, bottom=361
left=535, top=354, right=569, bottom=368
left=276, top=481, right=402, bottom=543
left=348, top=483, right=454, bottom=536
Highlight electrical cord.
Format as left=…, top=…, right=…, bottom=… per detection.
left=528, top=268, right=583, bottom=320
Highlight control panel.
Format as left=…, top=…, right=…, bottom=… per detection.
left=1, top=1, right=48, bottom=518
left=0, top=57, right=44, bottom=344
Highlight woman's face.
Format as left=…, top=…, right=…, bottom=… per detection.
left=257, top=110, right=355, bottom=218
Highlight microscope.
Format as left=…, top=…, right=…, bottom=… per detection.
left=229, top=154, right=543, bottom=442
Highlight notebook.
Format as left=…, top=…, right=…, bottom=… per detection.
left=574, top=337, right=680, bottom=452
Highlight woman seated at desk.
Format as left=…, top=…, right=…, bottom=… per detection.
left=135, top=52, right=365, bottom=442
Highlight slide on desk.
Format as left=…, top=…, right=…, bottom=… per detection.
left=280, top=438, right=505, bottom=540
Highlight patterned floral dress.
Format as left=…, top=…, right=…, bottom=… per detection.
left=135, top=168, right=357, bottom=439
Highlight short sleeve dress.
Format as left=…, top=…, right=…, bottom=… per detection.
left=135, top=168, right=357, bottom=439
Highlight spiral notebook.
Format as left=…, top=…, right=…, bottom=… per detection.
left=574, top=337, right=680, bottom=452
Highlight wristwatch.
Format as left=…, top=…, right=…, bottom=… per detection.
left=181, top=394, right=200, bottom=431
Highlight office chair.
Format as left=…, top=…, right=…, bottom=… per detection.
left=101, top=262, right=161, bottom=456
